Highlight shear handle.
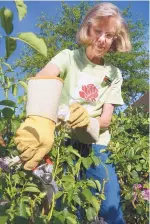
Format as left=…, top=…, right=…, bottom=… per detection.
left=32, top=155, right=53, bottom=171
left=44, top=155, right=53, bottom=165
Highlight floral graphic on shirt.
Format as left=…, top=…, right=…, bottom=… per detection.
left=101, top=75, right=112, bottom=87
left=79, top=84, right=98, bottom=101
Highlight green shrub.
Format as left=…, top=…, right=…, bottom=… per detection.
left=107, top=106, right=149, bottom=224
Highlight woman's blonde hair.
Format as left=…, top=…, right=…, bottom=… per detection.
left=76, top=3, right=132, bottom=52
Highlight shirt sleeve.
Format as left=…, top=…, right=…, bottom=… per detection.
left=105, top=68, right=124, bottom=106
left=48, top=49, right=70, bottom=79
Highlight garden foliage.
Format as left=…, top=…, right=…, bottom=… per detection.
left=108, top=107, right=149, bottom=224
left=0, top=1, right=149, bottom=224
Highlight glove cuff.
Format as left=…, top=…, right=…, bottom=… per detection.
left=86, top=118, right=100, bottom=142
left=72, top=118, right=100, bottom=144
left=26, top=77, right=63, bottom=123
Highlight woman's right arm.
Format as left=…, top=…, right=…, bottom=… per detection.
left=36, top=63, right=61, bottom=77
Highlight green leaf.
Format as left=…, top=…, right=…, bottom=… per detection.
left=82, top=188, right=93, bottom=202
left=68, top=146, right=81, bottom=158
left=25, top=207, right=31, bottom=217
left=94, top=180, right=101, bottom=192
left=4, top=76, right=11, bottom=88
left=66, top=216, right=77, bottom=224
left=39, top=192, right=47, bottom=199
left=0, top=216, right=8, bottom=224
left=12, top=32, right=47, bottom=57
left=5, top=36, right=17, bottom=60
left=14, top=0, right=27, bottom=21
left=73, top=195, right=81, bottom=206
left=131, top=170, right=139, bottom=179
left=135, top=164, right=142, bottom=171
left=0, top=100, right=16, bottom=107
left=23, top=186, right=40, bottom=193
left=17, top=96, right=24, bottom=104
left=55, top=191, right=63, bottom=200
left=75, top=158, right=81, bottom=175
left=25, top=182, right=39, bottom=187
left=127, top=148, right=135, bottom=158
left=86, top=180, right=97, bottom=189
left=62, top=175, right=75, bottom=183
left=0, top=7, right=13, bottom=34
left=67, top=188, right=74, bottom=203
left=90, top=196, right=100, bottom=213
left=2, top=62, right=13, bottom=71
left=12, top=84, right=18, bottom=96
left=86, top=207, right=97, bottom=222
left=17, top=199, right=28, bottom=218
left=19, top=80, right=28, bottom=92
left=100, top=194, right=106, bottom=200
left=124, top=193, right=132, bottom=200
left=12, top=173, right=20, bottom=184
left=82, top=157, right=92, bottom=169
left=127, top=164, right=131, bottom=172
left=21, top=196, right=30, bottom=203
left=91, top=156, right=101, bottom=166
left=11, top=119, right=21, bottom=132
left=1, top=107, right=14, bottom=119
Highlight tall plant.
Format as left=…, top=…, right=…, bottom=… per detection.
left=0, top=0, right=47, bottom=137
left=0, top=0, right=47, bottom=101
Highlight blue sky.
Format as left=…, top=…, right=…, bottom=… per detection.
left=0, top=1, right=149, bottom=102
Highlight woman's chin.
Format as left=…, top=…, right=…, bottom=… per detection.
left=94, top=50, right=104, bottom=57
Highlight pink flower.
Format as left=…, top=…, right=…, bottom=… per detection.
left=141, top=189, right=150, bottom=201
left=132, top=184, right=150, bottom=202
left=133, top=184, right=143, bottom=190
left=79, top=84, right=98, bottom=102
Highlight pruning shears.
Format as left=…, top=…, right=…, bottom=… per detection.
left=32, top=155, right=58, bottom=205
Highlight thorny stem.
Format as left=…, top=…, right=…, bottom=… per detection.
left=47, top=129, right=64, bottom=222
left=99, top=163, right=109, bottom=208
left=53, top=126, right=66, bottom=179
left=47, top=193, right=55, bottom=222
left=53, top=138, right=61, bottom=179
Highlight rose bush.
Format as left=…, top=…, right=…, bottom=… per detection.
left=0, top=1, right=149, bottom=223
left=107, top=106, right=149, bottom=224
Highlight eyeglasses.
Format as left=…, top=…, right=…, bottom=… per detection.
left=92, top=28, right=117, bottom=41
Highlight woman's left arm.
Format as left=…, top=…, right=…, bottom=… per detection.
left=97, top=103, right=114, bottom=128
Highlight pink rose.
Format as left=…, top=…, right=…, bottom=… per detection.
left=133, top=184, right=143, bottom=190
left=79, top=84, right=98, bottom=102
left=141, top=189, right=150, bottom=201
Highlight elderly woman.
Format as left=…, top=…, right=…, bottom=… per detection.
left=15, top=2, right=132, bottom=223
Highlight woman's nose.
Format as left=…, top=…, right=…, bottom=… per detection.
left=97, top=33, right=106, bottom=42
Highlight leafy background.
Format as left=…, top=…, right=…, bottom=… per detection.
left=0, top=1, right=149, bottom=224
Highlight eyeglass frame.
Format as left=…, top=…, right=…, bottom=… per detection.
left=90, top=26, right=117, bottom=41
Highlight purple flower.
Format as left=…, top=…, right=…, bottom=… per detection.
left=0, top=156, right=21, bottom=172
left=91, top=217, right=108, bottom=224
left=132, top=184, right=150, bottom=202
left=0, top=158, right=10, bottom=172
left=141, top=189, right=150, bottom=201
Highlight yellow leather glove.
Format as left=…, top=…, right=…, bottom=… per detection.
left=69, top=103, right=90, bottom=129
left=15, top=116, right=55, bottom=170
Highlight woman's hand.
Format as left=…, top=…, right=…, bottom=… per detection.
left=69, top=103, right=90, bottom=128
left=14, top=116, right=55, bottom=170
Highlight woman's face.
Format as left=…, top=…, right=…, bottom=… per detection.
left=87, top=16, right=118, bottom=58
